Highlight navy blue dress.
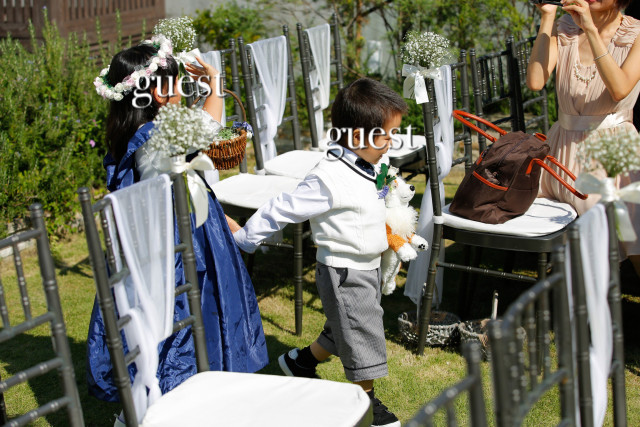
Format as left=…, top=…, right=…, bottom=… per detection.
left=86, top=122, right=269, bottom=401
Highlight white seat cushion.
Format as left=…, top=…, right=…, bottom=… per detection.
left=387, top=133, right=427, bottom=159
left=264, top=150, right=326, bottom=179
left=141, top=371, right=371, bottom=427
left=212, top=174, right=301, bottom=210
left=443, top=197, right=577, bottom=237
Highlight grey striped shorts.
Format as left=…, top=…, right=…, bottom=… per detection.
left=315, top=262, right=388, bottom=382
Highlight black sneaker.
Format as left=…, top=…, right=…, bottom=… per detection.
left=278, top=348, right=319, bottom=378
left=371, top=397, right=401, bottom=427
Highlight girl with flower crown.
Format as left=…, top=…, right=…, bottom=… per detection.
left=528, top=0, right=640, bottom=277
left=87, top=37, right=269, bottom=404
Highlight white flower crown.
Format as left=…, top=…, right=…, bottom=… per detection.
left=94, top=35, right=173, bottom=101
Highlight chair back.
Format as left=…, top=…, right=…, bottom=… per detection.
left=297, top=13, right=344, bottom=149
left=78, top=173, right=208, bottom=426
left=470, top=36, right=525, bottom=152
left=488, top=247, right=576, bottom=427
left=238, top=26, right=302, bottom=171
left=569, top=203, right=626, bottom=427
left=0, top=204, right=84, bottom=426
left=198, top=40, right=249, bottom=173
left=514, top=36, right=550, bottom=134
left=406, top=342, right=488, bottom=427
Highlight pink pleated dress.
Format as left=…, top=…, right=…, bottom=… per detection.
left=540, top=14, right=640, bottom=256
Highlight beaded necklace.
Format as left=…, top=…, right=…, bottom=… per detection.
left=573, top=60, right=597, bottom=86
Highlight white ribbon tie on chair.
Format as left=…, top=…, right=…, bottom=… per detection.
left=248, top=36, right=288, bottom=163
left=305, top=24, right=331, bottom=142
left=168, top=153, right=215, bottom=228
left=173, top=48, right=202, bottom=68
left=402, top=64, right=442, bottom=104
left=567, top=204, right=612, bottom=427
left=405, top=65, right=453, bottom=306
left=576, top=173, right=640, bottom=242
left=104, top=174, right=175, bottom=422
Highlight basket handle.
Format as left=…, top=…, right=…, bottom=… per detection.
left=222, top=88, right=247, bottom=123
left=452, top=110, right=508, bottom=143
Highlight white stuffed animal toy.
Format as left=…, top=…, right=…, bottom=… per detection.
left=380, top=168, right=428, bottom=295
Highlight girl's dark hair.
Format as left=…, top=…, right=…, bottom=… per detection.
left=331, top=78, right=408, bottom=148
left=105, top=44, right=179, bottom=161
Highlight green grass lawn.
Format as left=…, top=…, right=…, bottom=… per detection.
left=1, top=156, right=640, bottom=426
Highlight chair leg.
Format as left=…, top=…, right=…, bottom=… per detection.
left=0, top=375, right=6, bottom=425
left=418, top=223, right=444, bottom=354
left=460, top=246, right=479, bottom=319
left=294, top=222, right=304, bottom=336
left=247, top=253, right=256, bottom=276
left=537, top=252, right=550, bottom=375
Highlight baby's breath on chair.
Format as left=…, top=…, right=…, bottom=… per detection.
left=400, top=31, right=456, bottom=69
left=577, top=130, right=640, bottom=178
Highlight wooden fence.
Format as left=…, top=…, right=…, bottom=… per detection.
left=1, top=0, right=165, bottom=51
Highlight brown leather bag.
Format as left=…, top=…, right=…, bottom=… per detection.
left=449, top=111, right=587, bottom=224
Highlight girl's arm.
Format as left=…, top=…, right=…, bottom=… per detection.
left=185, top=57, right=224, bottom=123
left=564, top=0, right=640, bottom=101
left=527, top=4, right=560, bottom=91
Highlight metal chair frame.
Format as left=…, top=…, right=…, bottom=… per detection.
left=215, top=29, right=310, bottom=336
left=514, top=36, right=550, bottom=134
left=297, top=13, right=344, bottom=150
left=488, top=247, right=576, bottom=427
left=569, top=202, right=627, bottom=427
left=393, top=50, right=474, bottom=182
left=470, top=36, right=526, bottom=153
left=0, top=204, right=84, bottom=427
left=78, top=173, right=208, bottom=426
left=416, top=100, right=573, bottom=355
left=406, top=342, right=488, bottom=427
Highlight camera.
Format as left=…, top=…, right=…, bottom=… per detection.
left=530, top=0, right=563, bottom=5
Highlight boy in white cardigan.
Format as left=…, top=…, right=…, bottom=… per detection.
left=233, top=78, right=407, bottom=427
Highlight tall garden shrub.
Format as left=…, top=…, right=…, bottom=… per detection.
left=0, top=19, right=108, bottom=239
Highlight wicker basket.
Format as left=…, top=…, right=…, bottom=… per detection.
left=398, top=310, right=461, bottom=347
left=203, top=89, right=248, bottom=170
left=458, top=319, right=492, bottom=361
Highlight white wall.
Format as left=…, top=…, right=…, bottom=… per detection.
left=164, top=0, right=217, bottom=18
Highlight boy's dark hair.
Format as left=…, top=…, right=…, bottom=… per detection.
left=330, top=77, right=408, bottom=148
left=105, top=44, right=179, bottom=162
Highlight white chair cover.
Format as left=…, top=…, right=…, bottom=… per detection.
left=104, top=174, right=175, bottom=422
left=248, top=36, right=288, bottom=163
left=304, top=24, right=331, bottom=141
left=565, top=204, right=612, bottom=426
left=263, top=150, right=325, bottom=180
left=405, top=65, right=453, bottom=305
left=141, top=371, right=371, bottom=427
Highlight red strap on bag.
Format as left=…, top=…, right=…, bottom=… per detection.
left=452, top=109, right=588, bottom=201
left=527, top=157, right=588, bottom=200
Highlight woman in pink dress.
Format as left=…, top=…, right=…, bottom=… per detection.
left=528, top=0, right=640, bottom=276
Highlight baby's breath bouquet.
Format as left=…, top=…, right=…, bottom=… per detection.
left=400, top=31, right=455, bottom=104
left=576, top=130, right=640, bottom=242
left=147, top=104, right=216, bottom=158
left=577, top=130, right=640, bottom=178
left=401, top=31, right=456, bottom=69
left=153, top=17, right=196, bottom=53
